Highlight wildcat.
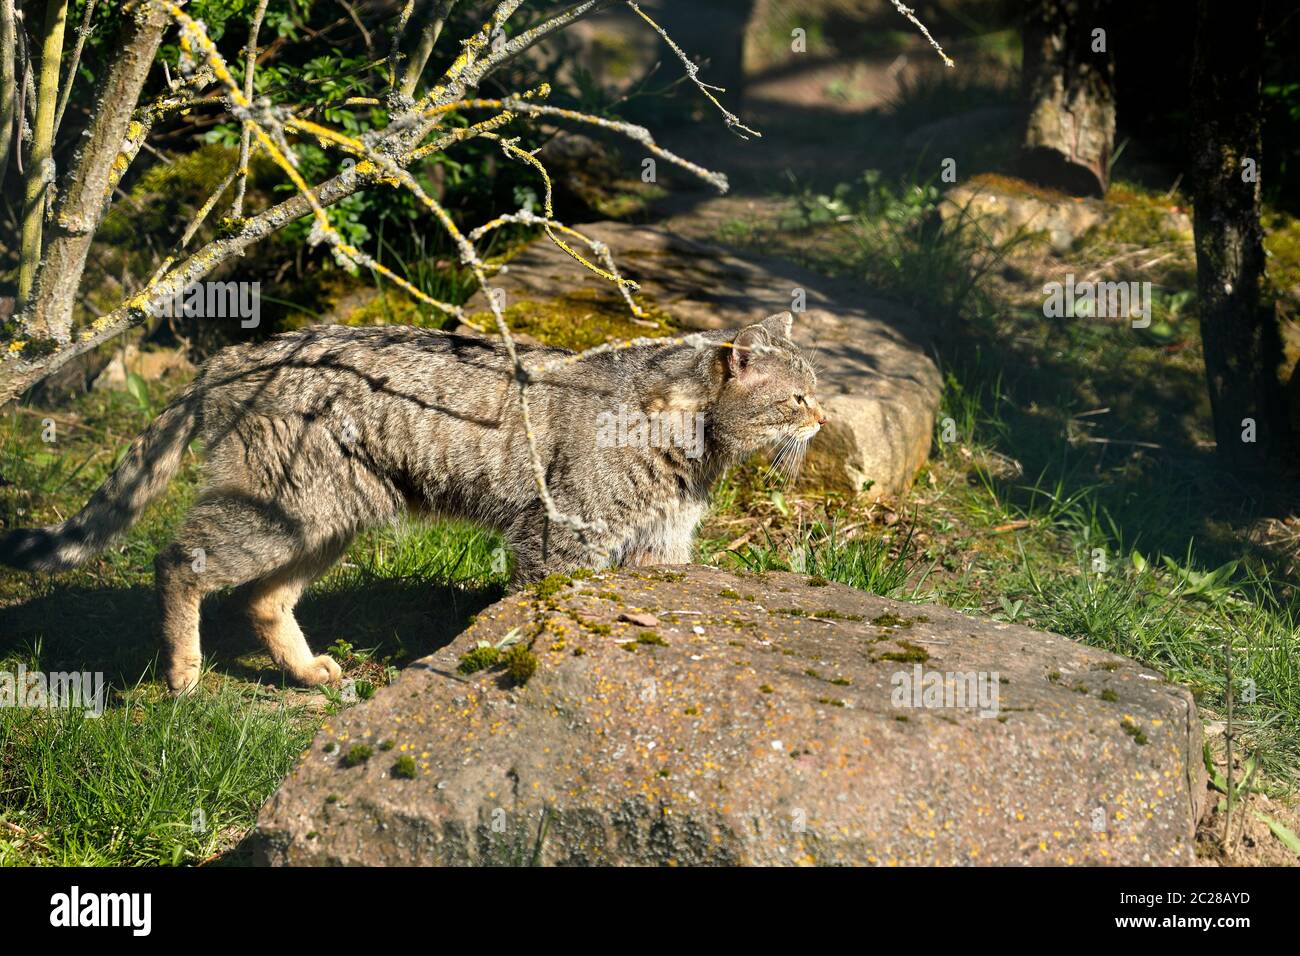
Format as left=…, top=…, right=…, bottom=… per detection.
left=0, top=311, right=824, bottom=693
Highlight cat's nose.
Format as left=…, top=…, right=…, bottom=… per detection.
left=812, top=400, right=827, bottom=426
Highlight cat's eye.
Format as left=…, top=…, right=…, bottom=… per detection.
left=793, top=394, right=807, bottom=406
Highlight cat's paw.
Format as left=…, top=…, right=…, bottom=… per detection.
left=295, top=653, right=342, bottom=687
left=166, top=659, right=202, bottom=697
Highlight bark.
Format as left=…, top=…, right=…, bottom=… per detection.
left=17, top=0, right=69, bottom=311
left=0, top=0, right=16, bottom=191
left=21, top=0, right=170, bottom=343
left=1190, top=0, right=1291, bottom=469
left=1019, top=0, right=1116, bottom=198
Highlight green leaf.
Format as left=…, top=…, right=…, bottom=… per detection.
left=1255, top=812, right=1300, bottom=856
left=125, top=372, right=150, bottom=411
left=494, top=627, right=522, bottom=650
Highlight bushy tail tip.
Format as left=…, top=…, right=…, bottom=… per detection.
left=0, top=526, right=89, bottom=572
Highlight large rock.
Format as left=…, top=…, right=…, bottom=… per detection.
left=941, top=180, right=1109, bottom=255
left=251, top=566, right=1206, bottom=866
left=940, top=177, right=1194, bottom=255
left=465, top=220, right=941, bottom=498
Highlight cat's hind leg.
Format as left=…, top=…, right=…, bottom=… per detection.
left=156, top=492, right=347, bottom=694
left=242, top=540, right=351, bottom=687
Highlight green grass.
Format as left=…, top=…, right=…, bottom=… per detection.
left=705, top=518, right=919, bottom=600
left=0, top=678, right=316, bottom=866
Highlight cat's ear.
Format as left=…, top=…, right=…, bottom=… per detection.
left=758, top=311, right=794, bottom=341
left=725, top=324, right=771, bottom=377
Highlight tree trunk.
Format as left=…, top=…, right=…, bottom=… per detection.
left=1019, top=0, right=1116, bottom=198
left=1190, top=0, right=1291, bottom=470
left=20, top=0, right=170, bottom=344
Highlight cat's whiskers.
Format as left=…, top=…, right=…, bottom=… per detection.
left=764, top=428, right=810, bottom=486
left=763, top=432, right=795, bottom=485
left=780, top=434, right=809, bottom=484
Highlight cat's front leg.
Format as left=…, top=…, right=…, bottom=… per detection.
left=625, top=502, right=704, bottom=567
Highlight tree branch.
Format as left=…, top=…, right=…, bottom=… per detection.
left=0, top=0, right=16, bottom=191
left=52, top=0, right=98, bottom=137
left=398, top=0, right=456, bottom=98
left=229, top=0, right=270, bottom=220
left=17, top=0, right=69, bottom=313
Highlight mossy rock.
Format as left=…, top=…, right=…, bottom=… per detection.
left=1082, top=182, right=1194, bottom=248
left=965, top=172, right=1074, bottom=205
left=254, top=566, right=1207, bottom=866
left=462, top=287, right=676, bottom=351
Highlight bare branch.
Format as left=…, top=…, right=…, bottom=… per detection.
left=889, top=0, right=954, bottom=68
left=230, top=0, right=270, bottom=220
left=501, top=98, right=729, bottom=192
left=624, top=0, right=760, bottom=139
left=52, top=0, right=98, bottom=136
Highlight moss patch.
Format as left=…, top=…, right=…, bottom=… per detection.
left=340, top=744, right=373, bottom=768
left=879, top=640, right=931, bottom=664
left=457, top=645, right=500, bottom=674
left=463, top=287, right=676, bottom=351
left=503, top=644, right=538, bottom=685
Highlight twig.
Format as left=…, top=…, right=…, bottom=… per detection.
left=889, top=1, right=954, bottom=68
left=1223, top=633, right=1235, bottom=853
left=230, top=0, right=270, bottom=220
left=52, top=0, right=97, bottom=136
left=624, top=0, right=760, bottom=139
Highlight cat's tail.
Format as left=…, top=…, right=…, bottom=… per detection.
left=0, top=384, right=203, bottom=572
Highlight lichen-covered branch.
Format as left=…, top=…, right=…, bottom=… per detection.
left=386, top=0, right=418, bottom=89
left=17, top=0, right=69, bottom=313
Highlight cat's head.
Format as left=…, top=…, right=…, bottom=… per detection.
left=710, top=312, right=825, bottom=477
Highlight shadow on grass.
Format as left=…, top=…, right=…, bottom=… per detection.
left=0, top=576, right=501, bottom=697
